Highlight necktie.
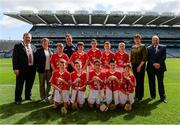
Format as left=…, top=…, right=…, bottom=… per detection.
left=27, top=45, right=32, bottom=64
left=154, top=46, right=158, bottom=54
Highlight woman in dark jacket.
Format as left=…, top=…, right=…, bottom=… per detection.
left=35, top=38, right=53, bottom=102
left=130, top=34, right=148, bottom=101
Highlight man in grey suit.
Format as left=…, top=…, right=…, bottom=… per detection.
left=12, top=33, right=36, bottom=104
left=146, top=35, right=167, bottom=103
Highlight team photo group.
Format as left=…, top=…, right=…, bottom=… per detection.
left=12, top=32, right=167, bottom=114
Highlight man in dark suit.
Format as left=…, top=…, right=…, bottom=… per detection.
left=12, top=33, right=36, bottom=104
left=146, top=35, right=167, bottom=103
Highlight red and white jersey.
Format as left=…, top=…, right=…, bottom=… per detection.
left=49, top=70, right=71, bottom=90
left=87, top=48, right=102, bottom=65
left=70, top=51, right=88, bottom=68
left=50, top=53, right=69, bottom=70
left=114, top=51, right=129, bottom=69
left=71, top=71, right=87, bottom=92
left=106, top=71, right=122, bottom=91
left=89, top=70, right=106, bottom=90
left=120, top=72, right=136, bottom=93
left=101, top=51, right=115, bottom=71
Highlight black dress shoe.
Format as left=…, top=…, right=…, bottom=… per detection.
left=15, top=101, right=22, bottom=105
left=161, top=99, right=167, bottom=103
left=150, top=97, right=155, bottom=100
left=25, top=96, right=33, bottom=100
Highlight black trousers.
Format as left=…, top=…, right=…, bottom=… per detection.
left=15, top=66, right=36, bottom=102
left=147, top=68, right=166, bottom=100
left=132, top=63, right=146, bottom=100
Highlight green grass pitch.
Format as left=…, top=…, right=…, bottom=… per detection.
left=0, top=58, right=180, bottom=124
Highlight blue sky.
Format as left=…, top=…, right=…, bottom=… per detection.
left=0, top=0, right=180, bottom=40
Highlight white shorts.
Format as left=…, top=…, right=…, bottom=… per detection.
left=119, top=91, right=134, bottom=104
left=88, top=89, right=104, bottom=105
left=115, top=67, right=124, bottom=72
left=106, top=87, right=119, bottom=105
left=53, top=89, right=69, bottom=103
left=71, top=90, right=85, bottom=105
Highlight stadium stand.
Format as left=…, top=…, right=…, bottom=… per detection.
left=0, top=40, right=20, bottom=58
left=3, top=10, right=180, bottom=57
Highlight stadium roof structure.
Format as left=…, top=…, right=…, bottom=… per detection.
left=3, top=10, right=180, bottom=26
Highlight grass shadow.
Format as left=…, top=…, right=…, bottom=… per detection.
left=15, top=103, right=125, bottom=124
left=123, top=98, right=162, bottom=120
left=0, top=100, right=49, bottom=119
left=2, top=98, right=162, bottom=124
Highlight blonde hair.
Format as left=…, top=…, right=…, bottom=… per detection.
left=119, top=42, right=125, bottom=47
left=104, top=41, right=111, bottom=45
left=57, top=43, right=64, bottom=47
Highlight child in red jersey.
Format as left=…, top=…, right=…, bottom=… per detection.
left=70, top=42, right=88, bottom=71
left=49, top=59, right=71, bottom=112
left=114, top=42, right=129, bottom=72
left=87, top=59, right=106, bottom=109
left=87, top=39, right=102, bottom=70
left=101, top=41, right=115, bottom=72
left=50, top=43, right=69, bottom=71
left=106, top=58, right=121, bottom=109
left=119, top=63, right=136, bottom=111
left=71, top=60, right=87, bottom=110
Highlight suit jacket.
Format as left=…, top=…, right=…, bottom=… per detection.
left=12, top=42, right=36, bottom=73
left=146, top=44, right=167, bottom=72
left=35, top=47, right=52, bottom=73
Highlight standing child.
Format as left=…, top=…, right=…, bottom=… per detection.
left=70, top=42, right=89, bottom=71
left=114, top=42, right=129, bottom=72
left=119, top=63, right=136, bottom=111
left=87, top=39, right=102, bottom=71
left=87, top=59, right=106, bottom=109
left=49, top=59, right=71, bottom=113
left=106, top=58, right=121, bottom=109
left=101, top=41, right=115, bottom=72
left=50, top=43, right=69, bottom=71
left=71, top=60, right=87, bottom=110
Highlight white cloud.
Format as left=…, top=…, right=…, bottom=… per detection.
left=0, top=16, right=29, bottom=28
left=1, top=0, right=180, bottom=13
left=0, top=0, right=180, bottom=28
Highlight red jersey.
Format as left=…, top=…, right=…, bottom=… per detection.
left=101, top=51, right=115, bottom=70
left=50, top=53, right=69, bottom=70
left=106, top=71, right=121, bottom=91
left=49, top=70, right=71, bottom=90
left=87, top=48, right=102, bottom=65
left=89, top=70, right=106, bottom=90
left=71, top=71, right=87, bottom=91
left=120, top=72, right=136, bottom=93
left=114, top=51, right=129, bottom=68
left=70, top=51, right=88, bottom=68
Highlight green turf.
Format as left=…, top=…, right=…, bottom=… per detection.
left=0, top=58, right=180, bottom=124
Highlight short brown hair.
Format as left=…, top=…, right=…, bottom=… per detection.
left=133, top=34, right=142, bottom=39
left=23, top=32, right=31, bottom=38
left=94, top=59, right=102, bottom=64
left=91, top=39, right=97, bottom=44
left=59, top=58, right=66, bottom=64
